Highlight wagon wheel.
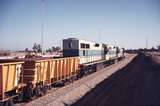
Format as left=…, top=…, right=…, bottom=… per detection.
left=34, top=86, right=42, bottom=97
left=48, top=85, right=52, bottom=90
left=8, top=99, right=14, bottom=106
left=3, top=99, right=14, bottom=106
left=42, top=86, right=48, bottom=95
left=25, top=82, right=33, bottom=100
left=17, top=93, right=24, bottom=102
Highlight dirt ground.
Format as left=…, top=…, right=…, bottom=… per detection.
left=72, top=53, right=160, bottom=106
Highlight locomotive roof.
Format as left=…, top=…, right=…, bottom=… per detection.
left=64, top=38, right=104, bottom=45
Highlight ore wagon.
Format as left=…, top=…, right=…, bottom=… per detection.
left=0, top=60, right=24, bottom=105
left=22, top=57, right=79, bottom=99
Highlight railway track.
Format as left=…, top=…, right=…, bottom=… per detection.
left=72, top=53, right=160, bottom=106
left=15, top=54, right=136, bottom=106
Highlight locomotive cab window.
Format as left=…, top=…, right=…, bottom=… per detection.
left=95, top=43, right=99, bottom=47
left=86, top=44, right=90, bottom=48
left=81, top=43, right=90, bottom=49
left=81, top=43, right=85, bottom=48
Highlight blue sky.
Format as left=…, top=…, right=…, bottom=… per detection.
left=0, top=0, right=160, bottom=50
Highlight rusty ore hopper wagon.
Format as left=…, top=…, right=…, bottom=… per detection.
left=23, top=57, right=80, bottom=99
left=0, top=60, right=24, bottom=105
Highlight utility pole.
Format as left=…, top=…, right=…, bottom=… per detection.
left=41, top=0, right=45, bottom=55
left=146, top=36, right=148, bottom=49
left=59, top=40, right=61, bottom=50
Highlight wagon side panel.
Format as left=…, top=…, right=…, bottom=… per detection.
left=63, top=59, right=67, bottom=79
left=54, top=60, right=58, bottom=82
left=50, top=60, right=55, bottom=79
left=46, top=60, right=51, bottom=84
left=0, top=66, right=3, bottom=101
left=50, top=60, right=56, bottom=83
left=41, top=60, right=50, bottom=84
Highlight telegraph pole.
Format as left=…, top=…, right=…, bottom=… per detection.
left=146, top=36, right=148, bottom=49
left=41, top=0, right=45, bottom=54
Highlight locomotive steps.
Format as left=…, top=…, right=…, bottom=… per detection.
left=23, top=54, right=136, bottom=106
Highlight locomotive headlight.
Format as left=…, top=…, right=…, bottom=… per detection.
left=69, top=41, right=73, bottom=48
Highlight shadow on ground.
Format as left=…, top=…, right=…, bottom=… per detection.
left=71, top=53, right=160, bottom=106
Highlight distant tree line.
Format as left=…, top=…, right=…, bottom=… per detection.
left=32, top=43, right=42, bottom=53
left=0, top=51, right=10, bottom=56
left=25, top=42, right=61, bottom=53
left=46, top=46, right=61, bottom=53
left=126, top=43, right=160, bottom=53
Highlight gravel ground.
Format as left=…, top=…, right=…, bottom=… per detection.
left=72, top=53, right=160, bottom=106
left=16, top=54, right=136, bottom=106
left=152, top=55, right=160, bottom=64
